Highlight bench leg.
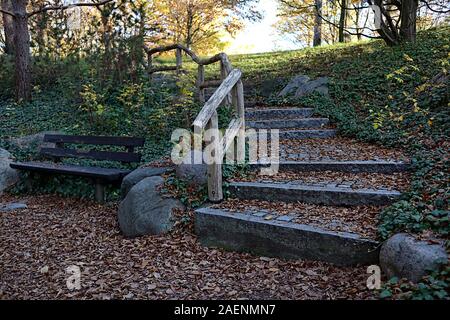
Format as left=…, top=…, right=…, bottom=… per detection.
left=95, top=181, right=105, bottom=203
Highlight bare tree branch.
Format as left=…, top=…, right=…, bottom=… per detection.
left=420, top=0, right=450, bottom=13
left=0, top=8, right=15, bottom=18
left=28, top=0, right=116, bottom=17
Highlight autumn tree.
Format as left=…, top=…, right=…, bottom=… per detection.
left=150, top=0, right=261, bottom=53
left=276, top=0, right=449, bottom=47
left=277, top=0, right=340, bottom=46
left=0, top=0, right=116, bottom=102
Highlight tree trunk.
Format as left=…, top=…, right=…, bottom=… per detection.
left=400, top=0, right=418, bottom=43
left=12, top=0, right=32, bottom=102
left=338, top=0, right=347, bottom=42
left=1, top=0, right=14, bottom=54
left=185, top=5, right=194, bottom=49
left=313, top=0, right=322, bottom=47
left=355, top=3, right=361, bottom=41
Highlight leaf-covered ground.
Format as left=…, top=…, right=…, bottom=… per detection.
left=0, top=194, right=377, bottom=300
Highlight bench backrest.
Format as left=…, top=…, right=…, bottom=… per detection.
left=41, top=134, right=145, bottom=163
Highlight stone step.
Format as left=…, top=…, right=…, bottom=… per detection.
left=195, top=207, right=379, bottom=266
left=247, top=118, right=330, bottom=129
left=279, top=129, right=336, bottom=139
left=228, top=181, right=401, bottom=206
left=250, top=160, right=410, bottom=173
left=247, top=129, right=336, bottom=140
left=245, top=108, right=314, bottom=120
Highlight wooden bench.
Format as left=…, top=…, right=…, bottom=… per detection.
left=10, top=134, right=145, bottom=202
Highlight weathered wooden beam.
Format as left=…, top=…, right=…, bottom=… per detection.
left=236, top=80, right=245, bottom=163
left=220, top=60, right=232, bottom=105
left=193, top=69, right=242, bottom=131
left=205, top=111, right=223, bottom=202
left=199, top=53, right=224, bottom=66
left=197, top=65, right=206, bottom=104
left=148, top=65, right=177, bottom=73
left=221, top=117, right=243, bottom=153
left=145, top=43, right=180, bottom=55
left=176, top=48, right=182, bottom=74
left=199, top=79, right=223, bottom=89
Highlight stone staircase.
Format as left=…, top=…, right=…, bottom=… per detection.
left=195, top=100, right=410, bottom=266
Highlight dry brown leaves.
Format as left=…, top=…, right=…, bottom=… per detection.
left=213, top=199, right=382, bottom=239
left=278, top=137, right=409, bottom=162
left=141, top=157, right=174, bottom=168
left=232, top=170, right=411, bottom=192
left=0, top=194, right=377, bottom=300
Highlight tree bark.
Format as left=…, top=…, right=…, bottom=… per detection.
left=12, top=0, right=32, bottom=102
left=355, top=2, right=361, bottom=41
left=338, top=0, right=347, bottom=42
left=313, top=0, right=322, bottom=47
left=185, top=4, right=194, bottom=49
left=400, top=0, right=418, bottom=43
left=1, top=0, right=14, bottom=54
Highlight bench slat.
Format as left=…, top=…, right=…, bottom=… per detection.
left=10, top=162, right=131, bottom=182
left=40, top=147, right=141, bottom=163
left=43, top=134, right=145, bottom=147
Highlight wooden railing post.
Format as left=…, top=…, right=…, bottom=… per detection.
left=220, top=60, right=232, bottom=106
left=205, top=111, right=223, bottom=202
left=176, top=47, right=182, bottom=75
left=197, top=64, right=205, bottom=104
left=236, top=80, right=245, bottom=163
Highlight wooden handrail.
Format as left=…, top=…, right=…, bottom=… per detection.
left=193, top=69, right=242, bottom=131
left=145, top=44, right=231, bottom=68
left=145, top=43, right=244, bottom=202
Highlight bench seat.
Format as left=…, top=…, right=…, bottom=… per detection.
left=10, top=161, right=131, bottom=182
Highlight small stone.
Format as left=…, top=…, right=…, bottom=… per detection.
left=276, top=215, right=293, bottom=222
left=253, top=212, right=268, bottom=218
left=40, top=266, right=49, bottom=274
left=0, top=202, right=28, bottom=212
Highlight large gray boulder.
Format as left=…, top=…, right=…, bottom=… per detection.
left=118, top=176, right=184, bottom=237
left=121, top=167, right=170, bottom=199
left=380, top=233, right=448, bottom=283
left=0, top=148, right=19, bottom=194
left=175, top=150, right=207, bottom=187
left=295, top=77, right=329, bottom=97
left=279, top=75, right=329, bottom=98
left=7, top=130, right=63, bottom=153
left=278, top=75, right=310, bottom=97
